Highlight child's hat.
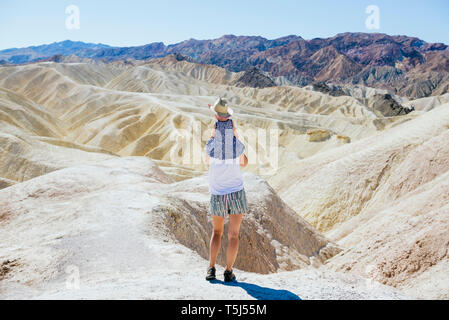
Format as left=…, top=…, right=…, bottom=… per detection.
left=209, top=97, right=233, bottom=118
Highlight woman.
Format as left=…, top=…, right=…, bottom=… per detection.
left=205, top=97, right=248, bottom=282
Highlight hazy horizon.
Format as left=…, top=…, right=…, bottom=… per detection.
left=2, top=30, right=449, bottom=52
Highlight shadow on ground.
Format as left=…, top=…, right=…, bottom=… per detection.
left=210, top=279, right=301, bottom=300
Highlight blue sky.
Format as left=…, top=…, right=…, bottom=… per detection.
left=0, top=0, right=448, bottom=50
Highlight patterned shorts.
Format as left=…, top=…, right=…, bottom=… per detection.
left=209, top=189, right=248, bottom=217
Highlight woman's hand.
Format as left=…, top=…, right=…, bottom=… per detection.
left=240, top=154, right=248, bottom=167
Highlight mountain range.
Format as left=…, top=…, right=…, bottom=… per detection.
left=1, top=33, right=448, bottom=98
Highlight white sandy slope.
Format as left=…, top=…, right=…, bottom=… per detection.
left=269, top=102, right=449, bottom=299
left=403, top=93, right=449, bottom=111
left=0, top=157, right=407, bottom=300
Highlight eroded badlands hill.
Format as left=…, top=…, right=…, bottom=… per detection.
left=0, top=57, right=415, bottom=183
left=269, top=102, right=449, bottom=299
left=0, top=57, right=446, bottom=299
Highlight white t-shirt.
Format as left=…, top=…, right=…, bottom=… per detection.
left=209, top=157, right=244, bottom=196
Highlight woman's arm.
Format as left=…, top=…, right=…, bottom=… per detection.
left=211, top=123, right=216, bottom=138
left=232, top=120, right=239, bottom=139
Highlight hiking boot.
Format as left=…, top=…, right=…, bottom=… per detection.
left=206, top=266, right=216, bottom=281
left=224, top=269, right=236, bottom=282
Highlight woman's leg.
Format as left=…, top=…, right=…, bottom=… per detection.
left=226, top=214, right=243, bottom=271
left=209, top=215, right=225, bottom=268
